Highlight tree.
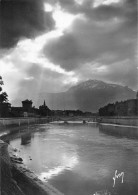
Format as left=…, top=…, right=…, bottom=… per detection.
left=0, top=76, right=3, bottom=92
left=0, top=76, right=8, bottom=103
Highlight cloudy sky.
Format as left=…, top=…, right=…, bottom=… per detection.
left=0, top=0, right=137, bottom=106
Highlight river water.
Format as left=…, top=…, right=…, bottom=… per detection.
left=10, top=123, right=138, bottom=195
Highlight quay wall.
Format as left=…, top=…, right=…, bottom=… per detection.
left=0, top=117, right=51, bottom=130
left=99, top=116, right=138, bottom=127
left=0, top=140, right=25, bottom=195
left=0, top=140, right=64, bottom=195
left=99, top=123, right=138, bottom=139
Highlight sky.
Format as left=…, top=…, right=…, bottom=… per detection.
left=0, top=0, right=137, bottom=106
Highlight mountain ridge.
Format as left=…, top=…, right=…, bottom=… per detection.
left=68, top=80, right=133, bottom=92
left=11, top=80, right=136, bottom=112
left=37, top=80, right=136, bottom=112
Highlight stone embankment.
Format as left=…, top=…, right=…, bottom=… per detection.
left=0, top=139, right=64, bottom=195
left=99, top=116, right=138, bottom=126
left=99, top=116, right=138, bottom=139
left=0, top=140, right=24, bottom=195
left=0, top=117, right=51, bottom=130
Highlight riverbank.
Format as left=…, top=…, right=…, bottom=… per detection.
left=99, top=116, right=138, bottom=126
left=99, top=117, right=138, bottom=139
left=0, top=139, right=64, bottom=195
left=99, top=123, right=138, bottom=139
left=8, top=122, right=138, bottom=195
left=0, top=117, right=51, bottom=130
left=1, top=117, right=138, bottom=195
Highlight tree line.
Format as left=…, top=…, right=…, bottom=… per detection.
left=0, top=76, right=8, bottom=103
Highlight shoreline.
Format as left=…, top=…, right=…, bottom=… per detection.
left=99, top=116, right=138, bottom=126
left=99, top=123, right=138, bottom=139
left=0, top=124, right=64, bottom=195
left=9, top=145, right=64, bottom=195
left=0, top=117, right=51, bottom=131
left=1, top=119, right=138, bottom=195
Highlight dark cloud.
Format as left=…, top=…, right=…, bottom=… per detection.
left=50, top=0, right=137, bottom=22
left=84, top=0, right=137, bottom=22
left=76, top=59, right=138, bottom=89
left=43, top=0, right=137, bottom=89
left=104, top=60, right=138, bottom=89
left=44, top=33, right=90, bottom=71
left=0, top=0, right=55, bottom=48
left=44, top=16, right=136, bottom=69
left=1, top=0, right=137, bottom=101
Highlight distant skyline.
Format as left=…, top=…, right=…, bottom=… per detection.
left=0, top=0, right=137, bottom=104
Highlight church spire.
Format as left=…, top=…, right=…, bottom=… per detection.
left=44, top=100, right=46, bottom=107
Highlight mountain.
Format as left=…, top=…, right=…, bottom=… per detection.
left=37, top=80, right=136, bottom=112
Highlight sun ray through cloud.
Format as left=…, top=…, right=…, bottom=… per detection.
left=0, top=0, right=137, bottom=105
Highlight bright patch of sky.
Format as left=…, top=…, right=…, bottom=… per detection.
left=93, top=0, right=121, bottom=8
left=96, top=65, right=108, bottom=73
left=0, top=55, right=25, bottom=100
left=53, top=6, right=76, bottom=31
left=0, top=35, right=77, bottom=100
left=87, top=62, right=108, bottom=73
left=0, top=60, right=17, bottom=74
left=74, top=0, right=84, bottom=5
left=0, top=2, right=83, bottom=100
left=44, top=3, right=82, bottom=32
left=24, top=77, right=34, bottom=81
left=63, top=77, right=79, bottom=85
left=44, top=3, right=53, bottom=12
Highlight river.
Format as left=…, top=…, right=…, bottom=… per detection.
left=10, top=122, right=138, bottom=195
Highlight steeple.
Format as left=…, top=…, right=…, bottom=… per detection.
left=44, top=100, right=46, bottom=107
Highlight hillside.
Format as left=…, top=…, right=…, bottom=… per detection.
left=37, top=80, right=136, bottom=112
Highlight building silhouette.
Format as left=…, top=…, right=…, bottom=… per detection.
left=99, top=92, right=138, bottom=116
left=39, top=100, right=51, bottom=116
left=22, top=99, right=33, bottom=112
left=0, top=102, right=11, bottom=117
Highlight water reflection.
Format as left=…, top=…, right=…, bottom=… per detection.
left=10, top=123, right=138, bottom=195
left=39, top=154, right=78, bottom=181
left=21, top=133, right=31, bottom=145
left=99, top=123, right=138, bottom=139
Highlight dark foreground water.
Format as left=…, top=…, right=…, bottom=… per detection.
left=10, top=123, right=138, bottom=195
